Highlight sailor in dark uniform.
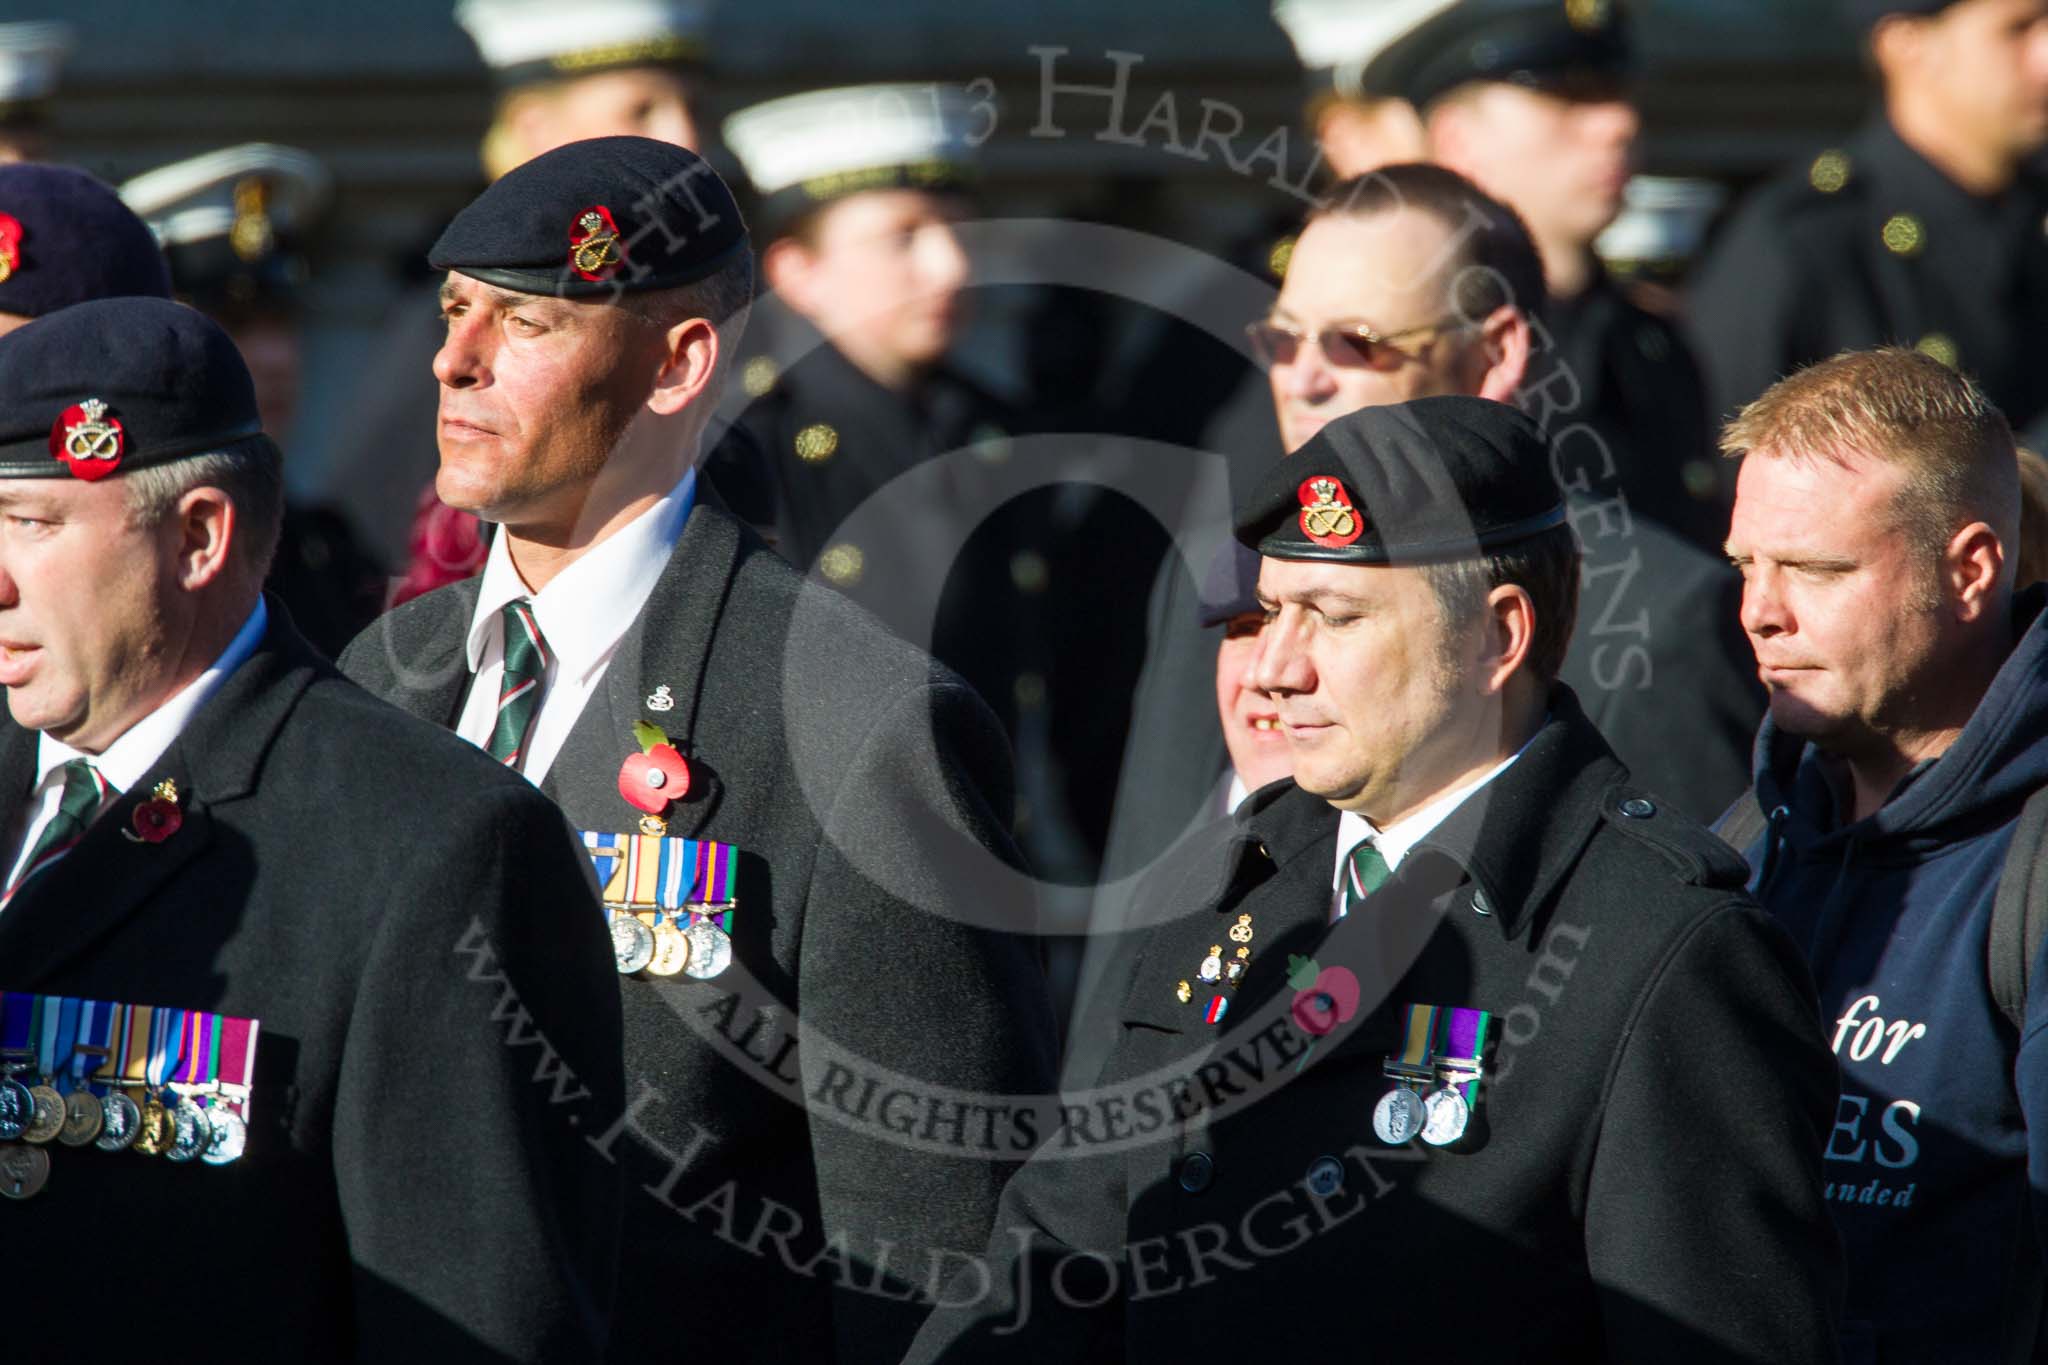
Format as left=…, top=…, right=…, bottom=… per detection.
left=710, top=84, right=1099, bottom=874
left=1362, top=0, right=1724, bottom=550
left=1689, top=0, right=2048, bottom=437
left=0, top=20, right=68, bottom=165
left=121, top=143, right=387, bottom=657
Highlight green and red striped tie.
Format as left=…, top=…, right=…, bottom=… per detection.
left=4, top=759, right=111, bottom=904
left=1339, top=837, right=1392, bottom=919
left=487, top=599, right=551, bottom=771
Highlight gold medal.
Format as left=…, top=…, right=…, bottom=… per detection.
left=0, top=1142, right=50, bottom=1200
left=21, top=1084, right=63, bottom=1144
left=56, top=1090, right=102, bottom=1147
left=133, top=1097, right=174, bottom=1156
left=644, top=916, right=691, bottom=977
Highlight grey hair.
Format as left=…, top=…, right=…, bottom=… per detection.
left=616, top=249, right=757, bottom=400
left=122, top=436, right=285, bottom=580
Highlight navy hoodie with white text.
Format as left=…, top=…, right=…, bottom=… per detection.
left=1734, top=584, right=2048, bottom=1361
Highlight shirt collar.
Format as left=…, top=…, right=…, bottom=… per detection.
left=37, top=598, right=268, bottom=795
left=1331, top=724, right=1544, bottom=890
left=464, top=469, right=696, bottom=680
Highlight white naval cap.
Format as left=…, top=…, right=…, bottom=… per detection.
left=1594, top=175, right=1726, bottom=277
left=454, top=0, right=710, bottom=86
left=723, top=83, right=980, bottom=232
left=1271, top=0, right=1458, bottom=99
left=0, top=21, right=72, bottom=112
left=120, top=143, right=332, bottom=255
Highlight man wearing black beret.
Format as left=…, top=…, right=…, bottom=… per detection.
left=0, top=162, right=170, bottom=335
left=338, top=135, right=1057, bottom=1365
left=0, top=297, right=624, bottom=1358
left=1691, top=0, right=2048, bottom=435
left=910, top=397, right=1841, bottom=1362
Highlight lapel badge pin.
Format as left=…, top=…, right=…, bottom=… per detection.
left=122, top=779, right=183, bottom=844
left=646, top=684, right=676, bottom=713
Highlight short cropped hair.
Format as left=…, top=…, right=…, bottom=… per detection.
left=1306, top=163, right=1549, bottom=331
left=615, top=248, right=756, bottom=397
left=1419, top=522, right=1582, bottom=685
left=1721, top=348, right=2021, bottom=570
left=123, top=434, right=286, bottom=580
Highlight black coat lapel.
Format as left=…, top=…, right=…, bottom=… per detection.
left=353, top=579, right=476, bottom=728
left=0, top=605, right=319, bottom=986
left=538, top=495, right=746, bottom=837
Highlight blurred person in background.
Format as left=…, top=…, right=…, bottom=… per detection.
left=0, top=21, right=68, bottom=165
left=121, top=144, right=386, bottom=657
left=0, top=162, right=167, bottom=336
left=1371, top=0, right=1723, bottom=550
left=1690, top=0, right=2048, bottom=437
left=329, top=0, right=713, bottom=603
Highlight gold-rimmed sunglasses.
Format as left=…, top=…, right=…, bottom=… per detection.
left=1244, top=315, right=1468, bottom=372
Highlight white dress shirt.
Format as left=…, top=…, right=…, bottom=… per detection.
left=456, top=470, right=696, bottom=785
left=5, top=598, right=269, bottom=898
left=1330, top=724, right=1544, bottom=918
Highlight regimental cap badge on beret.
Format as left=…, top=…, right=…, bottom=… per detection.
left=1298, top=476, right=1365, bottom=549
left=569, top=204, right=625, bottom=281
left=0, top=211, right=20, bottom=284
left=49, top=398, right=124, bottom=481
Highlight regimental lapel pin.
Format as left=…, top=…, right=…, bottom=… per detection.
left=568, top=204, right=625, bottom=282
left=645, top=684, right=676, bottom=713
left=49, top=398, right=125, bottom=482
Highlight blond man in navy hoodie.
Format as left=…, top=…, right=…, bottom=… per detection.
left=1722, top=346, right=2046, bottom=1362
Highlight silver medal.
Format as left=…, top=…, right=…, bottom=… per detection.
left=611, top=914, right=656, bottom=975
left=201, top=1107, right=248, bottom=1165
left=682, top=919, right=732, bottom=979
left=95, top=1091, right=142, bottom=1152
left=1372, top=1086, right=1427, bottom=1145
left=1421, top=1087, right=1470, bottom=1146
left=165, top=1098, right=212, bottom=1162
left=0, top=1078, right=30, bottom=1141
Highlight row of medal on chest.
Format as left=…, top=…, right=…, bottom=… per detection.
left=0, top=1056, right=248, bottom=1201
left=609, top=904, right=735, bottom=979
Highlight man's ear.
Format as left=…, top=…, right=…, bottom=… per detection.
left=646, top=318, right=719, bottom=416
left=1471, top=305, right=1531, bottom=404
left=1946, top=520, right=2007, bottom=622
left=1478, top=582, right=1537, bottom=697
left=761, top=237, right=816, bottom=317
left=172, top=486, right=237, bottom=592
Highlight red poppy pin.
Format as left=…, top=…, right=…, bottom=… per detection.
left=1297, top=476, right=1364, bottom=549
left=48, top=398, right=125, bottom=482
left=0, top=212, right=21, bottom=284
left=619, top=720, right=691, bottom=823
left=1287, top=954, right=1360, bottom=1071
left=568, top=205, right=625, bottom=282
left=123, top=779, right=183, bottom=844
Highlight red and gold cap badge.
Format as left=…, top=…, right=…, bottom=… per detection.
left=1297, top=475, right=1364, bottom=549
left=0, top=212, right=20, bottom=285
left=568, top=205, right=626, bottom=282
left=49, top=398, right=125, bottom=481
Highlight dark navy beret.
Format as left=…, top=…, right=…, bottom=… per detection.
left=1197, top=540, right=1265, bottom=628
left=1235, top=396, right=1566, bottom=564
left=1364, top=0, right=1633, bottom=109
left=430, top=135, right=747, bottom=298
left=1841, top=0, right=1959, bottom=29
left=0, top=163, right=170, bottom=320
left=0, top=297, right=267, bottom=482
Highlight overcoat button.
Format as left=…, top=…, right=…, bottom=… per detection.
left=1306, top=1155, right=1343, bottom=1196
left=1619, top=797, right=1656, bottom=819
left=1178, top=1151, right=1215, bottom=1194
